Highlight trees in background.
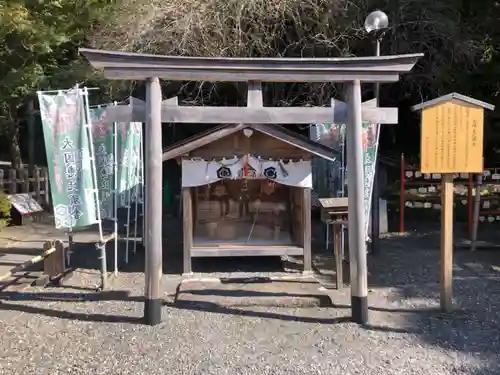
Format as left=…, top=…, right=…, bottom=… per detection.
left=92, top=0, right=498, bottom=100
left=0, top=0, right=113, bottom=167
left=1, top=0, right=500, bottom=164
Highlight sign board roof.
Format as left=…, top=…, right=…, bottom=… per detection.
left=411, top=92, right=495, bottom=112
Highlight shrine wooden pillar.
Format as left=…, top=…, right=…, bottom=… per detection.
left=144, top=77, right=163, bottom=325
left=182, top=187, right=193, bottom=275
left=302, top=187, right=312, bottom=273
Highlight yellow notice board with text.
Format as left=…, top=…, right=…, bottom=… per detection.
left=420, top=100, right=484, bottom=173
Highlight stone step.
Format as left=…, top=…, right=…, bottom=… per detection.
left=175, top=278, right=332, bottom=308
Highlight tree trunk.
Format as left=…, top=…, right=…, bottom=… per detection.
left=7, top=119, right=23, bottom=170
left=5, top=102, right=24, bottom=170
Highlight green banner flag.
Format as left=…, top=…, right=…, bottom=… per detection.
left=361, top=123, right=379, bottom=237
left=89, top=108, right=143, bottom=216
left=116, top=122, right=142, bottom=207
left=89, top=107, right=116, bottom=219
left=38, top=90, right=98, bottom=229
left=311, top=122, right=379, bottom=238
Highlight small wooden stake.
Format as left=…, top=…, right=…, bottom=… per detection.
left=440, top=173, right=454, bottom=311
left=470, top=172, right=482, bottom=252
left=334, top=224, right=343, bottom=290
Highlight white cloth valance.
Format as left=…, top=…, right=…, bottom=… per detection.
left=181, top=156, right=312, bottom=188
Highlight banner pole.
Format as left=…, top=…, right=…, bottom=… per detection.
left=124, top=127, right=134, bottom=264
left=113, top=102, right=119, bottom=276
left=340, top=124, right=346, bottom=260
left=67, top=229, right=74, bottom=267
left=133, top=125, right=142, bottom=254
left=140, top=126, right=145, bottom=248
left=82, top=87, right=103, bottom=241
left=82, top=87, right=107, bottom=289
left=36, top=87, right=99, bottom=95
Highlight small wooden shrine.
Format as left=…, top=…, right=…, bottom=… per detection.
left=162, top=123, right=338, bottom=274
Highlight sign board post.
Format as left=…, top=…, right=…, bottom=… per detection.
left=412, top=93, right=495, bottom=312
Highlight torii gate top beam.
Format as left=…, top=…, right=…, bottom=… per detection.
left=79, top=48, right=423, bottom=83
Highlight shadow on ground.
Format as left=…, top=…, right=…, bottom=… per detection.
left=68, top=216, right=288, bottom=275
left=314, top=218, right=500, bottom=373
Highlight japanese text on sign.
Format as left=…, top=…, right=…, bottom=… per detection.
left=420, top=101, right=483, bottom=173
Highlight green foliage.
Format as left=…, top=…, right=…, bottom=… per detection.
left=91, top=0, right=500, bottom=158
left=0, top=191, right=11, bottom=229
left=0, top=0, right=115, bottom=165
left=93, top=0, right=496, bottom=103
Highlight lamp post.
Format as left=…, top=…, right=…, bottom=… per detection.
left=364, top=10, right=389, bottom=256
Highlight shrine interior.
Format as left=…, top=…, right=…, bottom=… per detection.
left=192, top=178, right=303, bottom=246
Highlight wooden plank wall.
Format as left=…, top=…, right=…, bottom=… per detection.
left=291, top=187, right=304, bottom=245
left=188, top=131, right=311, bottom=159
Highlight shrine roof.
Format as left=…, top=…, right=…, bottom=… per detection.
left=161, top=124, right=340, bottom=162
left=411, top=93, right=495, bottom=111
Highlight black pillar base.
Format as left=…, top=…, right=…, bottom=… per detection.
left=144, top=298, right=162, bottom=325
left=351, top=296, right=368, bottom=324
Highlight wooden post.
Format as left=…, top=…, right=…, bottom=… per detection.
left=302, top=187, right=312, bottom=273
left=334, top=224, right=343, bottom=289
left=27, top=99, right=35, bottom=175
left=440, top=173, right=454, bottom=311
left=0, top=169, right=4, bottom=192
left=144, top=77, right=163, bottom=326
left=9, top=169, right=16, bottom=194
left=43, top=240, right=66, bottom=279
left=41, top=167, right=50, bottom=208
left=182, top=187, right=193, bottom=275
left=34, top=167, right=42, bottom=203
left=470, top=172, right=482, bottom=252
left=346, top=79, right=369, bottom=324
left=467, top=174, right=473, bottom=238
left=22, top=169, right=30, bottom=193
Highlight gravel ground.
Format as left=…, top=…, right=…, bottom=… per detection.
left=0, top=218, right=500, bottom=375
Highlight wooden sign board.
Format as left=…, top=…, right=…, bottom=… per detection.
left=318, top=197, right=348, bottom=209
left=8, top=193, right=43, bottom=215
left=412, top=93, right=495, bottom=313
left=420, top=100, right=483, bottom=173
left=319, top=197, right=348, bottom=225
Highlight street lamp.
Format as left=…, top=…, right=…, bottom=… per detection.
left=365, top=10, right=389, bottom=256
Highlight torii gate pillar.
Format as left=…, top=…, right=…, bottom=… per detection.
left=346, top=80, right=368, bottom=323
left=144, top=77, right=163, bottom=325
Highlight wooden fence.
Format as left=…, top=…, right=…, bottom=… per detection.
left=0, top=167, right=51, bottom=208
left=398, top=153, right=500, bottom=238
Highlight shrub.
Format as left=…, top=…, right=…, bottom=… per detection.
left=0, top=191, right=11, bottom=229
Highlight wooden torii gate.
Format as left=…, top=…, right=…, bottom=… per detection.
left=79, top=48, right=422, bottom=326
